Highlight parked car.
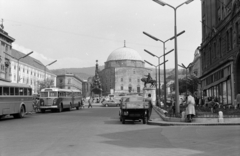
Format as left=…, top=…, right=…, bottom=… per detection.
left=102, top=100, right=120, bottom=107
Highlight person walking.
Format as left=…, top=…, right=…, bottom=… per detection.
left=185, top=91, right=196, bottom=122
left=88, top=98, right=92, bottom=108
left=146, top=94, right=153, bottom=121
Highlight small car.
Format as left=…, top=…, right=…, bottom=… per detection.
left=102, top=100, right=120, bottom=107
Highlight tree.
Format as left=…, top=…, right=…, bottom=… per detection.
left=38, top=78, right=55, bottom=92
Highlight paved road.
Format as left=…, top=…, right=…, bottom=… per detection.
left=0, top=107, right=240, bottom=156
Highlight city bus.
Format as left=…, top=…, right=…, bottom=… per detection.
left=0, top=81, right=33, bottom=119
left=39, top=88, right=82, bottom=113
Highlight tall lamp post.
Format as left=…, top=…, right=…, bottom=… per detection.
left=5, top=51, right=33, bottom=83
left=178, top=63, right=192, bottom=94
left=144, top=48, right=174, bottom=103
left=34, top=60, right=57, bottom=81
left=143, top=31, right=184, bottom=107
left=144, top=60, right=169, bottom=100
left=152, top=0, right=194, bottom=114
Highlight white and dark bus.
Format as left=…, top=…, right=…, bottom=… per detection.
left=39, top=88, right=82, bottom=113
left=0, top=81, right=33, bottom=119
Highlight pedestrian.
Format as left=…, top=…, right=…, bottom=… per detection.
left=185, top=90, right=196, bottom=122
left=146, top=94, right=153, bottom=121
left=88, top=98, right=92, bottom=108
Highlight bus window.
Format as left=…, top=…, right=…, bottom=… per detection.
left=3, top=87, right=9, bottom=95
left=0, top=87, right=2, bottom=95
left=19, top=88, right=24, bottom=96
left=66, top=92, right=72, bottom=97
left=24, top=88, right=28, bottom=95
left=10, top=87, right=14, bottom=95
left=40, top=92, right=48, bottom=97
left=27, top=88, right=32, bottom=96
left=15, top=88, right=19, bottom=95
left=49, top=92, right=58, bottom=97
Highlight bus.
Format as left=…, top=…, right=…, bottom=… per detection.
left=0, top=81, right=33, bottom=119
left=39, top=88, right=82, bottom=113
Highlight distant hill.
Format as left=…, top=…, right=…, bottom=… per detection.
left=51, top=66, right=104, bottom=80
left=51, top=66, right=179, bottom=81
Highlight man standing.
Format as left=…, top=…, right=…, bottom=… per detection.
left=185, top=91, right=196, bottom=122
left=146, top=94, right=153, bottom=121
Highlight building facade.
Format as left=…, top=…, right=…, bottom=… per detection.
left=0, top=28, right=15, bottom=82
left=56, top=73, right=89, bottom=98
left=200, top=0, right=240, bottom=105
left=10, top=49, right=56, bottom=94
left=99, top=45, right=151, bottom=95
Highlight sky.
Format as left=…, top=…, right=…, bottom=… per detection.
left=0, top=0, right=202, bottom=70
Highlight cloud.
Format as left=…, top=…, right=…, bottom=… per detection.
left=12, top=43, right=92, bottom=69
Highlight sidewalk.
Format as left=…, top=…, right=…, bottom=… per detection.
left=147, top=106, right=240, bottom=126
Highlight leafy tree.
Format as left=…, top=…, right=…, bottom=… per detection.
left=38, top=78, right=55, bottom=92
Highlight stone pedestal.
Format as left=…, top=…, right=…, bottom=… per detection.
left=143, top=87, right=156, bottom=105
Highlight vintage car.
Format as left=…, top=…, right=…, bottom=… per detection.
left=101, top=100, right=121, bottom=107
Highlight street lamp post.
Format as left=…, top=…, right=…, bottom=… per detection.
left=34, top=60, right=57, bottom=81
left=144, top=48, right=174, bottom=105
left=144, top=59, right=169, bottom=101
left=152, top=0, right=194, bottom=114
left=143, top=31, right=184, bottom=107
left=5, top=51, right=33, bottom=83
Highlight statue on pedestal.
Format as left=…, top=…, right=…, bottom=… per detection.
left=141, top=73, right=156, bottom=87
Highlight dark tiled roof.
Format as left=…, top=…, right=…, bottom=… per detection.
left=11, top=49, right=53, bottom=74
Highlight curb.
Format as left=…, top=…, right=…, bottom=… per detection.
left=147, top=121, right=240, bottom=126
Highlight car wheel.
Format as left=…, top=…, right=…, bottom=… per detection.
left=105, top=104, right=108, bottom=107
left=122, top=117, right=125, bottom=124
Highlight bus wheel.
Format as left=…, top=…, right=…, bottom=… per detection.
left=58, top=104, right=63, bottom=113
left=14, top=105, right=25, bottom=118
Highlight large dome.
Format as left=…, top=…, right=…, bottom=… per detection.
left=107, top=47, right=143, bottom=62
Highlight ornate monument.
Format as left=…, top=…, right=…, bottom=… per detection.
left=91, top=60, right=102, bottom=96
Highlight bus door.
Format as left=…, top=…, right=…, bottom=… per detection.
left=71, top=92, right=74, bottom=107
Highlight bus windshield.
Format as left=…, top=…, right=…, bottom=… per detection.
left=40, top=92, right=48, bottom=97
left=49, top=91, right=58, bottom=97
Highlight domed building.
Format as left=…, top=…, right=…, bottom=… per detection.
left=99, top=43, right=151, bottom=95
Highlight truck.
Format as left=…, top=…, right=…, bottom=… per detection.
left=119, top=96, right=150, bottom=124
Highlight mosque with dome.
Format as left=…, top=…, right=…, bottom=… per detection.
left=99, top=43, right=151, bottom=95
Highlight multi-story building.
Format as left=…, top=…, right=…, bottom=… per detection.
left=56, top=73, right=89, bottom=98
left=10, top=49, right=56, bottom=94
left=0, top=27, right=15, bottom=82
left=99, top=44, right=151, bottom=95
left=199, top=0, right=240, bottom=105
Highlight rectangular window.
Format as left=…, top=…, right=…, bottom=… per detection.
left=3, top=87, right=9, bottom=95
left=227, top=79, right=232, bottom=104
left=121, top=86, right=123, bottom=90
left=24, top=88, right=28, bottom=95
left=121, top=78, right=123, bottom=82
left=219, top=38, right=222, bottom=58
left=19, top=88, right=24, bottom=96
left=15, top=88, right=19, bottom=95
left=223, top=81, right=227, bottom=104
left=236, top=22, right=239, bottom=45
left=0, top=87, right=2, bottom=95
left=129, top=78, right=131, bottom=82
left=10, top=87, right=14, bottom=95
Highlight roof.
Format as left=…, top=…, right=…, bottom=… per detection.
left=0, top=81, right=31, bottom=88
left=11, top=49, right=54, bottom=74
left=107, top=47, right=143, bottom=62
